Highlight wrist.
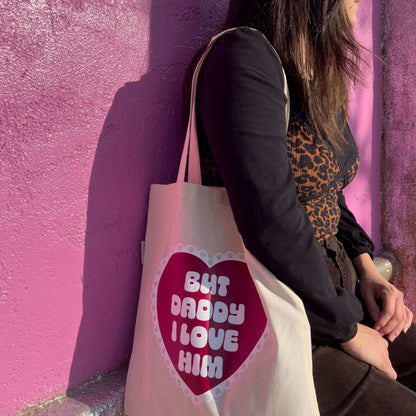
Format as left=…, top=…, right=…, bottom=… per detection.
left=352, top=253, right=380, bottom=280
left=339, top=322, right=359, bottom=346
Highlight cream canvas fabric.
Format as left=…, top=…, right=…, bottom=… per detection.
left=124, top=28, right=319, bottom=416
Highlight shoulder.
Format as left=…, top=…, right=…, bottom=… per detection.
left=200, top=27, right=285, bottom=86
left=211, top=27, right=277, bottom=58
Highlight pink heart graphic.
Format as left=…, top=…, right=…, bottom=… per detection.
left=156, top=251, right=267, bottom=396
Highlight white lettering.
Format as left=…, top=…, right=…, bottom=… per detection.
left=178, top=350, right=192, bottom=374
left=184, top=271, right=200, bottom=292
left=213, top=301, right=228, bottom=323
left=170, top=294, right=181, bottom=316
left=171, top=320, right=177, bottom=342
left=224, top=330, right=239, bottom=352
left=196, top=298, right=213, bottom=321
left=179, top=323, right=190, bottom=345
left=201, top=273, right=217, bottom=295
left=208, top=328, right=224, bottom=350
left=200, top=355, right=223, bottom=379
left=178, top=352, right=224, bottom=379
left=228, top=303, right=245, bottom=325
left=191, top=326, right=208, bottom=348
left=192, top=353, right=201, bottom=376
left=184, top=271, right=230, bottom=296
left=217, top=275, right=230, bottom=296
left=171, top=297, right=245, bottom=325
left=179, top=324, right=239, bottom=351
left=180, top=297, right=196, bottom=319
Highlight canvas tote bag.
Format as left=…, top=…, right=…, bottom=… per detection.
left=125, top=28, right=319, bottom=416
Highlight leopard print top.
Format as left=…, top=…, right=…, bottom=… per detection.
left=200, top=120, right=359, bottom=242
left=286, top=120, right=359, bottom=241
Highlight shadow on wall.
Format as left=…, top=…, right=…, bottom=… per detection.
left=67, top=0, right=228, bottom=391
left=370, top=0, right=383, bottom=244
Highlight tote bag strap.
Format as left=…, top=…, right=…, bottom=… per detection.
left=177, top=27, right=290, bottom=185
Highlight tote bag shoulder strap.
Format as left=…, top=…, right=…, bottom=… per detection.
left=177, top=27, right=290, bottom=185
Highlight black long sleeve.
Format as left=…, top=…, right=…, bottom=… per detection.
left=195, top=27, right=363, bottom=344
left=336, top=191, right=375, bottom=259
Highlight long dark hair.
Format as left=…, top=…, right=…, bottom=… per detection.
left=184, top=0, right=364, bottom=148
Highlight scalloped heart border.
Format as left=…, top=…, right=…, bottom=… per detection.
left=150, top=244, right=270, bottom=404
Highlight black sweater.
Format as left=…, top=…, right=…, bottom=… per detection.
left=195, top=27, right=374, bottom=345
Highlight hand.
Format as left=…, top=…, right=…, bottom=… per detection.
left=354, top=254, right=413, bottom=342
left=340, top=323, right=397, bottom=380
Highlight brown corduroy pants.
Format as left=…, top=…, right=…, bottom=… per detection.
left=314, top=236, right=416, bottom=416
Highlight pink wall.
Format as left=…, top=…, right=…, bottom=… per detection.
left=0, top=1, right=381, bottom=414
left=382, top=0, right=416, bottom=311
left=0, top=1, right=226, bottom=414
left=346, top=0, right=383, bottom=250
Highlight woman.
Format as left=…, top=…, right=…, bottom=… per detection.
left=185, top=0, right=416, bottom=414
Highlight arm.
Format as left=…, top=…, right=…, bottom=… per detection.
left=340, top=322, right=397, bottom=379
left=341, top=255, right=411, bottom=380
left=196, top=27, right=363, bottom=345
left=336, top=191, right=412, bottom=341
left=354, top=253, right=413, bottom=341
left=335, top=190, right=374, bottom=259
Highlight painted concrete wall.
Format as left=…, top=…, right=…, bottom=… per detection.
left=346, top=0, right=382, bottom=250
left=0, top=1, right=382, bottom=414
left=382, top=0, right=416, bottom=308
left=0, top=1, right=227, bottom=414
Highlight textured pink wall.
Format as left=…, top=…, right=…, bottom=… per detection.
left=0, top=1, right=226, bottom=414
left=382, top=0, right=416, bottom=311
left=0, top=1, right=383, bottom=415
left=345, top=0, right=383, bottom=251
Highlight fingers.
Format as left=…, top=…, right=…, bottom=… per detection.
left=388, top=308, right=414, bottom=343
left=341, top=324, right=397, bottom=380
left=373, top=331, right=397, bottom=380
left=369, top=330, right=397, bottom=380
left=375, top=288, right=410, bottom=342
left=380, top=356, right=397, bottom=380
left=386, top=311, right=405, bottom=342
left=387, top=367, right=398, bottom=380
left=403, top=307, right=413, bottom=334
left=359, top=276, right=412, bottom=343
left=385, top=307, right=413, bottom=342
left=373, top=285, right=399, bottom=330
left=383, top=296, right=406, bottom=341
left=361, top=288, right=381, bottom=322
